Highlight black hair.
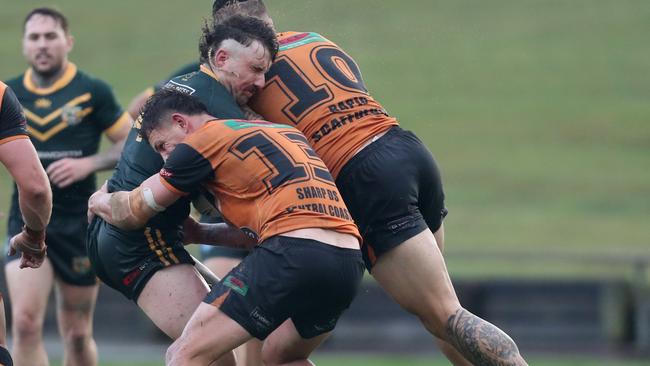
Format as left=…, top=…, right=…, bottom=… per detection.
left=24, top=7, right=69, bottom=34
left=212, top=0, right=269, bottom=23
left=199, top=14, right=278, bottom=64
left=140, top=89, right=208, bottom=141
left=212, top=0, right=248, bottom=15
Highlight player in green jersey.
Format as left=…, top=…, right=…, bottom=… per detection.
left=3, top=8, right=130, bottom=366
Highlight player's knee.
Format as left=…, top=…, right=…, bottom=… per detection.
left=415, top=303, right=464, bottom=340
left=12, top=311, right=43, bottom=343
left=261, top=344, right=303, bottom=366
left=63, top=331, right=92, bottom=354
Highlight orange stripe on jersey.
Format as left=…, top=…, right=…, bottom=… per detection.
left=250, top=31, right=399, bottom=178
left=209, top=290, right=230, bottom=307
left=181, top=119, right=360, bottom=243
left=159, top=175, right=189, bottom=196
left=0, top=81, right=6, bottom=111
left=0, top=135, right=29, bottom=146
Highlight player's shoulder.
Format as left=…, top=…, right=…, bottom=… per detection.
left=73, top=68, right=112, bottom=91
left=165, top=71, right=204, bottom=96
left=276, top=31, right=333, bottom=49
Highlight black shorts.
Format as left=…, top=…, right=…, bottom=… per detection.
left=6, top=207, right=96, bottom=286
left=86, top=217, right=194, bottom=301
left=336, top=126, right=448, bottom=270
left=198, top=215, right=248, bottom=260
left=204, top=236, right=364, bottom=340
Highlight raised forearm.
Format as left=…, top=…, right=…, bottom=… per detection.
left=89, top=189, right=153, bottom=230
left=18, top=178, right=52, bottom=231
left=87, top=139, right=125, bottom=172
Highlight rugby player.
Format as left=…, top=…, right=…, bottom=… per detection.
left=3, top=8, right=130, bottom=366
left=0, top=81, right=53, bottom=366
left=84, top=13, right=275, bottom=366
left=88, top=89, right=364, bottom=366
left=214, top=1, right=529, bottom=365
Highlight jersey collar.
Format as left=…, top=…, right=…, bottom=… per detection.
left=23, top=62, right=78, bottom=96
left=199, top=64, right=220, bottom=82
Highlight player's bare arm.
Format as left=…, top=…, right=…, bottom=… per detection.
left=46, top=113, right=132, bottom=188
left=127, top=88, right=154, bottom=119
left=88, top=172, right=181, bottom=230
left=182, top=216, right=256, bottom=249
left=0, top=138, right=52, bottom=268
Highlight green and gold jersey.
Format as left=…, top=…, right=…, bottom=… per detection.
left=162, top=64, right=245, bottom=119
left=5, top=63, right=129, bottom=213
left=106, top=63, right=244, bottom=229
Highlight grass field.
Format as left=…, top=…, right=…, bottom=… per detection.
left=2, top=0, right=648, bottom=279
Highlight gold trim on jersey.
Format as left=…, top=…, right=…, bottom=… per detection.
left=23, top=93, right=91, bottom=126
left=23, top=63, right=78, bottom=96
left=199, top=64, right=220, bottom=82
left=26, top=106, right=93, bottom=141
left=104, top=112, right=130, bottom=136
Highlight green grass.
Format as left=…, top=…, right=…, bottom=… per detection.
left=1, top=0, right=649, bottom=278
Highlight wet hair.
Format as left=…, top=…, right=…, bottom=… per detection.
left=212, top=0, right=269, bottom=24
left=199, top=14, right=278, bottom=64
left=140, top=89, right=208, bottom=141
left=24, top=7, right=69, bottom=34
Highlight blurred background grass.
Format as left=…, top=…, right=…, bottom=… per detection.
left=0, top=1, right=648, bottom=275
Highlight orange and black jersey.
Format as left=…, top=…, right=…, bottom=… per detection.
left=5, top=63, right=129, bottom=213
left=250, top=32, right=398, bottom=178
left=159, top=119, right=360, bottom=243
left=0, top=81, right=28, bottom=145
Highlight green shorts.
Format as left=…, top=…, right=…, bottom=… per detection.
left=7, top=208, right=96, bottom=286
left=86, top=217, right=194, bottom=301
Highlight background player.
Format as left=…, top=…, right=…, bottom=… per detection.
left=88, top=89, right=365, bottom=366
left=0, top=81, right=53, bottom=366
left=3, top=8, right=130, bottom=366
left=215, top=1, right=529, bottom=365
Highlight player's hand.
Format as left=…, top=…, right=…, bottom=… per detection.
left=87, top=181, right=109, bottom=223
left=47, top=157, right=94, bottom=188
left=182, top=216, right=201, bottom=245
left=8, top=226, right=47, bottom=269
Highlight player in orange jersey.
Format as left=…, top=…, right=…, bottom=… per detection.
left=87, top=89, right=364, bottom=366
left=0, top=81, right=53, bottom=366
left=213, top=1, right=529, bottom=365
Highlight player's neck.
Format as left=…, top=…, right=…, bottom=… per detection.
left=30, top=61, right=69, bottom=88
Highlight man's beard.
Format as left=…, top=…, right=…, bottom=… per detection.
left=33, top=60, right=63, bottom=79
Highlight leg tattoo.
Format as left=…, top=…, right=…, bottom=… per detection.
left=446, top=308, right=527, bottom=366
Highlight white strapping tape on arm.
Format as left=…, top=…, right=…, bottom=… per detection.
left=142, top=187, right=166, bottom=212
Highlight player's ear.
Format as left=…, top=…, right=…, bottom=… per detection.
left=214, top=48, right=229, bottom=68
left=66, top=34, right=74, bottom=53
left=171, top=113, right=188, bottom=130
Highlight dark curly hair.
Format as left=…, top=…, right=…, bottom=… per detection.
left=212, top=0, right=269, bottom=24
left=199, top=14, right=278, bottom=64
left=140, top=89, right=208, bottom=142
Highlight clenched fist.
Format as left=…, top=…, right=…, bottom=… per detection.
left=8, top=226, right=47, bottom=269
